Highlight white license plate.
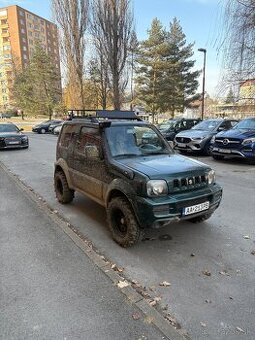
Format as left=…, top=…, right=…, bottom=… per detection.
left=183, top=201, right=210, bottom=216
left=8, top=141, right=20, bottom=145
left=177, top=143, right=186, bottom=147
left=218, top=148, right=231, bottom=154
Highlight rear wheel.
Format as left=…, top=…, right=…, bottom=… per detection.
left=54, top=171, right=74, bottom=204
left=188, top=212, right=213, bottom=223
left=40, top=128, right=46, bottom=134
left=204, top=143, right=212, bottom=156
left=107, top=197, right=141, bottom=247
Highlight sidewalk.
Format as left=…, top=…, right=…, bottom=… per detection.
left=0, top=167, right=167, bottom=340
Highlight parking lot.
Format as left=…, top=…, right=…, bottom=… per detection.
left=1, top=132, right=255, bottom=339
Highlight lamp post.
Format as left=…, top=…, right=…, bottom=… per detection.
left=198, top=48, right=206, bottom=120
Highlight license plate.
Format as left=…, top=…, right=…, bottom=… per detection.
left=7, top=141, right=20, bottom=145
left=218, top=148, right=231, bottom=154
left=183, top=201, right=209, bottom=216
left=177, top=143, right=186, bottom=147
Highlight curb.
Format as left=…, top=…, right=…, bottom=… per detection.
left=0, top=162, right=189, bottom=340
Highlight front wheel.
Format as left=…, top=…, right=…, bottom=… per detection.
left=54, top=171, right=74, bottom=204
left=40, top=128, right=46, bottom=134
left=188, top=212, right=213, bottom=223
left=107, top=197, right=142, bottom=247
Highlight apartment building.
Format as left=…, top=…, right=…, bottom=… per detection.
left=0, top=5, right=61, bottom=109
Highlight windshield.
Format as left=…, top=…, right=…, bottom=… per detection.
left=233, top=119, right=255, bottom=130
left=158, top=121, right=177, bottom=131
left=0, top=124, right=19, bottom=133
left=192, top=120, right=220, bottom=131
left=106, top=125, right=172, bottom=158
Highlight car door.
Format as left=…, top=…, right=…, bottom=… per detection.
left=72, top=126, right=104, bottom=202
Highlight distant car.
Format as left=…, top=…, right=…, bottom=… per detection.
left=0, top=123, right=29, bottom=149
left=174, top=119, right=238, bottom=155
left=49, top=121, right=64, bottom=133
left=211, top=117, right=255, bottom=162
left=142, top=118, right=200, bottom=144
left=32, top=120, right=62, bottom=134
left=53, top=122, right=64, bottom=135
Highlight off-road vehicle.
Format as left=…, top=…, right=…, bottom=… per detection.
left=54, top=111, right=222, bottom=247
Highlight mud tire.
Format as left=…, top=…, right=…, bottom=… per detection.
left=54, top=171, right=74, bottom=204
left=107, top=197, right=141, bottom=247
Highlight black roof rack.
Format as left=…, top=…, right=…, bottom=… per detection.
left=67, top=109, right=142, bottom=121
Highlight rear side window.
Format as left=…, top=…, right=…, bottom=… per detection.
left=59, top=124, right=76, bottom=148
left=76, top=126, right=101, bottom=154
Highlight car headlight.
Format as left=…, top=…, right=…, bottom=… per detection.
left=210, top=135, right=216, bottom=144
left=242, top=137, right=255, bottom=145
left=207, top=170, right=215, bottom=185
left=21, top=136, right=28, bottom=141
left=147, top=180, right=168, bottom=197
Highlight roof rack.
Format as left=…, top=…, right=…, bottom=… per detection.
left=67, top=109, right=142, bottom=121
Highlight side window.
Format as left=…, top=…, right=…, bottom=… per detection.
left=59, top=124, right=76, bottom=148
left=77, top=126, right=101, bottom=156
left=219, top=121, right=230, bottom=130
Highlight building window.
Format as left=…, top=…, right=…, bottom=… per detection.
left=1, top=19, right=7, bottom=25
left=28, top=31, right=33, bottom=37
left=27, top=13, right=32, bottom=20
left=23, top=54, right=27, bottom=60
left=19, top=10, right=24, bottom=16
left=3, top=96, right=8, bottom=101
left=21, top=28, right=25, bottom=34
left=29, top=23, right=33, bottom=29
left=3, top=37, right=9, bottom=43
left=23, top=46, right=27, bottom=51
left=4, top=53, right=11, bottom=59
left=2, top=28, right=8, bottom=34
left=2, top=88, right=7, bottom=93
left=0, top=10, right=7, bottom=17
left=20, top=19, right=25, bottom=25
left=22, top=37, right=27, bottom=43
left=29, top=39, right=33, bottom=45
left=3, top=45, right=11, bottom=50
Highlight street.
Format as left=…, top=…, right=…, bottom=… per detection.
left=1, top=133, right=255, bottom=339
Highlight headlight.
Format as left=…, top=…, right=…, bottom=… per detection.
left=207, top=170, right=215, bottom=185
left=21, top=136, right=28, bottom=141
left=210, top=135, right=216, bottom=144
left=242, top=138, right=255, bottom=145
left=147, top=180, right=168, bottom=197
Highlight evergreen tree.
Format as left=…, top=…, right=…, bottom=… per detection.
left=135, top=18, right=167, bottom=122
left=136, top=17, right=200, bottom=119
left=225, top=87, right=235, bottom=103
left=13, top=45, right=62, bottom=118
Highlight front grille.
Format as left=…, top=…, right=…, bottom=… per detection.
left=175, top=137, right=191, bottom=143
left=172, top=175, right=207, bottom=192
left=215, top=138, right=241, bottom=145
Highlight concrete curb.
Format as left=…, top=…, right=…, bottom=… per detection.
left=0, top=162, right=190, bottom=340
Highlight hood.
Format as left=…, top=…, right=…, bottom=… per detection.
left=115, top=154, right=209, bottom=179
left=176, top=129, right=215, bottom=139
left=216, top=128, right=255, bottom=139
left=0, top=132, right=24, bottom=138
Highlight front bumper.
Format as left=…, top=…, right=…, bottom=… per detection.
left=212, top=145, right=255, bottom=159
left=175, top=139, right=207, bottom=152
left=134, top=184, right=222, bottom=228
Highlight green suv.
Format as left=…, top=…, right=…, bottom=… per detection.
left=54, top=111, right=222, bottom=247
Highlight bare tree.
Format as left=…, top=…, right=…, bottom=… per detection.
left=90, top=0, right=134, bottom=110
left=52, top=0, right=89, bottom=109
left=219, top=0, right=255, bottom=91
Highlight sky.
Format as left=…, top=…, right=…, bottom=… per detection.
left=0, top=0, right=226, bottom=97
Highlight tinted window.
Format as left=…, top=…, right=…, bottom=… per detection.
left=192, top=120, right=220, bottom=131
left=59, top=124, right=76, bottom=148
left=76, top=126, right=100, bottom=154
left=233, top=119, right=255, bottom=130
left=0, top=124, right=19, bottom=133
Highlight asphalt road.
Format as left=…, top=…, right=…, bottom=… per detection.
left=1, top=133, right=255, bottom=339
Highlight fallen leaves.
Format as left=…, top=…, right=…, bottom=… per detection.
left=111, top=264, right=124, bottom=272
left=236, top=327, right=245, bottom=333
left=132, top=312, right=141, bottom=320
left=200, top=322, right=207, bottom=327
left=117, top=280, right=129, bottom=289
left=219, top=270, right=230, bottom=276
left=243, top=235, right=250, bottom=239
left=202, top=270, right=211, bottom=277
left=159, top=281, right=171, bottom=287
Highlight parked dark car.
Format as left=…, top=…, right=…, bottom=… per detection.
left=142, top=118, right=200, bottom=144
left=53, top=122, right=64, bottom=135
left=211, top=117, right=255, bottom=162
left=54, top=111, right=222, bottom=248
left=32, top=120, right=62, bottom=134
left=174, top=119, right=238, bottom=155
left=49, top=120, right=64, bottom=133
left=0, top=123, right=29, bottom=149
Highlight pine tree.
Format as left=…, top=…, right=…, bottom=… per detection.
left=225, top=87, right=235, bottom=103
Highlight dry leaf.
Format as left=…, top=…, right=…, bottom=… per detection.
left=219, top=270, right=230, bottom=276
left=200, top=322, right=207, bottom=327
left=236, top=327, right=245, bottom=333
left=243, top=235, right=250, bottom=239
left=159, top=281, right=171, bottom=287
left=190, top=253, right=195, bottom=257
left=149, top=300, right=157, bottom=306
left=117, top=280, right=129, bottom=288
left=132, top=312, right=141, bottom=320
left=202, top=270, right=211, bottom=277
